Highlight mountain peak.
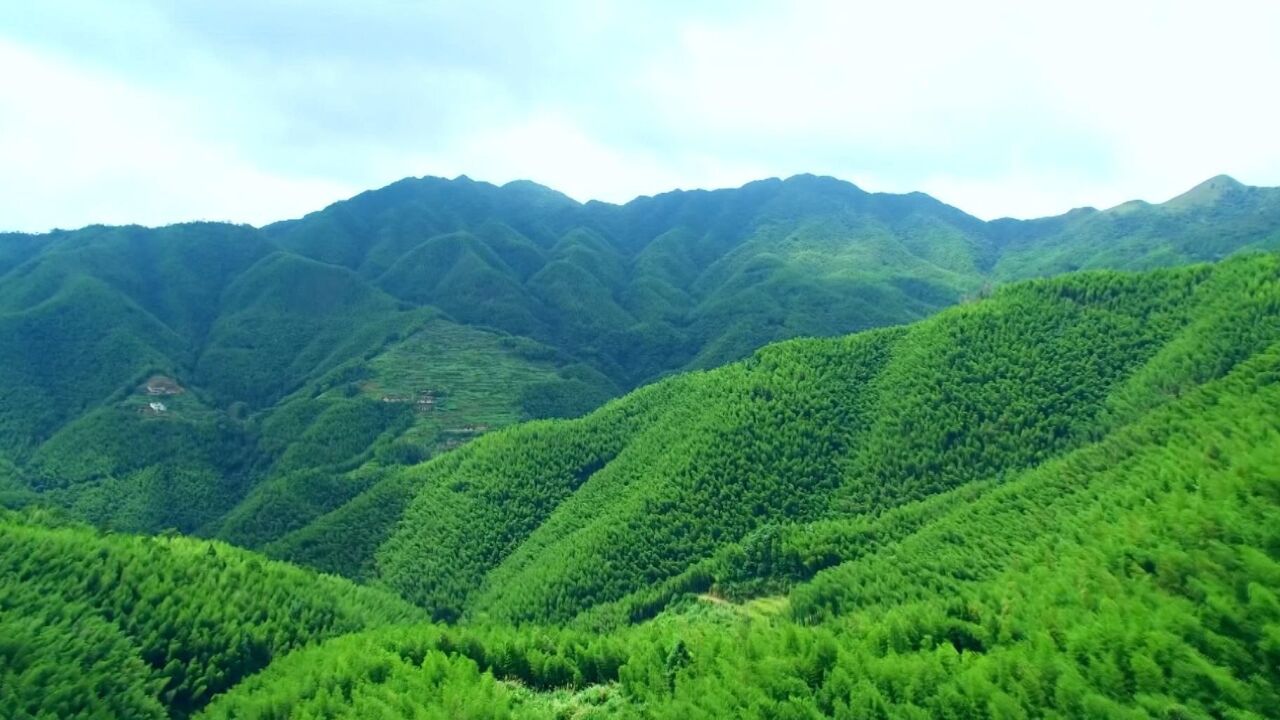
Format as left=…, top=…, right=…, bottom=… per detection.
left=1165, top=174, right=1245, bottom=209
left=781, top=173, right=865, bottom=194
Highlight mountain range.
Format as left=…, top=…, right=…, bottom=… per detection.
left=2, top=172, right=1277, bottom=551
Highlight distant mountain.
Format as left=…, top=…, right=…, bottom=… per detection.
left=266, top=173, right=997, bottom=382
left=0, top=174, right=1277, bottom=546
left=989, top=173, right=1280, bottom=278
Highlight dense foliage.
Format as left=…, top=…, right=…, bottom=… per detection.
left=371, top=254, right=1280, bottom=627
left=1, top=174, right=1277, bottom=548
left=991, top=175, right=1280, bottom=278
left=0, top=509, right=422, bottom=718
left=4, top=177, right=1280, bottom=718
left=202, top=253, right=1280, bottom=718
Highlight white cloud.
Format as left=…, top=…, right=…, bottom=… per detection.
left=1, top=1, right=1278, bottom=229
left=633, top=0, right=1280, bottom=217
left=0, top=41, right=356, bottom=231
left=403, top=112, right=775, bottom=204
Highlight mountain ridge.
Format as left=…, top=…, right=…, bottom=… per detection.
left=9, top=171, right=1271, bottom=236
left=1, top=172, right=1278, bottom=550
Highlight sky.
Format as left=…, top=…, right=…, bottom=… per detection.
left=2, top=1, right=1278, bottom=232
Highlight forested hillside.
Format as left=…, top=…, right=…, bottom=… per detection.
left=991, top=175, right=1280, bottom=278
left=0, top=508, right=422, bottom=718
left=1, top=174, right=1277, bottom=552
left=354, top=253, right=1280, bottom=627
left=4, top=254, right=1279, bottom=718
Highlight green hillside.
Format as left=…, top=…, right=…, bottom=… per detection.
left=990, top=175, right=1280, bottom=278
left=0, top=508, right=422, bottom=719
left=1, top=173, right=1278, bottom=556
left=4, top=254, right=1277, bottom=718
left=199, top=341, right=1280, bottom=719
left=206, top=253, right=1280, bottom=718
left=361, top=253, right=1279, bottom=626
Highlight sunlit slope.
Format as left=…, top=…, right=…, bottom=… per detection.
left=372, top=253, right=1280, bottom=626
left=195, top=343, right=1280, bottom=717
left=3, top=174, right=1279, bottom=551
left=0, top=509, right=423, bottom=719
left=5, top=254, right=1280, bottom=719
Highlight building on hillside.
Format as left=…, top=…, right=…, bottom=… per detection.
left=144, top=375, right=183, bottom=395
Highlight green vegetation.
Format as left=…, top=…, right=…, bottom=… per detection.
left=210, top=253, right=1280, bottom=717
left=3, top=177, right=1280, bottom=717
left=370, top=254, right=1280, bottom=627
left=3, top=255, right=1280, bottom=716
left=990, top=175, right=1280, bottom=279
left=0, top=508, right=421, bottom=718
left=363, top=314, right=616, bottom=446
left=3, top=175, right=1276, bottom=549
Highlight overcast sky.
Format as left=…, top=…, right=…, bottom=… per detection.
left=2, top=1, right=1278, bottom=232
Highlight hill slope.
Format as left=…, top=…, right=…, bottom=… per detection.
left=990, top=174, right=1280, bottom=278
left=355, top=253, right=1280, bottom=627
left=208, top=254, right=1280, bottom=718
left=0, top=508, right=422, bottom=719
left=1, top=175, right=1278, bottom=552
left=200, top=343, right=1280, bottom=717
left=4, top=255, right=1279, bottom=718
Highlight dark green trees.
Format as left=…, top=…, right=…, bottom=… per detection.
left=4, top=174, right=1278, bottom=550
left=3, top=178, right=1280, bottom=718
left=373, top=254, right=1280, bottom=630
left=0, top=509, right=422, bottom=717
